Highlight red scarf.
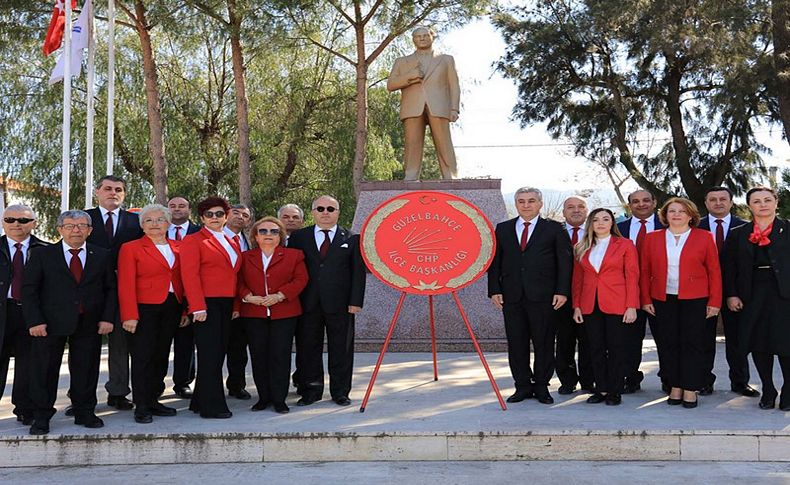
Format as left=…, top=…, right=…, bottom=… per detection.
left=748, top=222, right=773, bottom=246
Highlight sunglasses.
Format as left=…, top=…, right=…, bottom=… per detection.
left=257, top=228, right=281, bottom=235
left=314, top=206, right=337, bottom=213
left=203, top=210, right=226, bottom=219
left=4, top=217, right=34, bottom=224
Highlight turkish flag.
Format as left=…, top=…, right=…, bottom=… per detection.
left=43, top=0, right=77, bottom=56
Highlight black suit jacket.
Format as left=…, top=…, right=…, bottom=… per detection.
left=286, top=225, right=366, bottom=313
left=22, top=242, right=117, bottom=336
left=0, top=234, right=48, bottom=347
left=723, top=217, right=790, bottom=302
left=86, top=207, right=144, bottom=261
left=698, top=214, right=747, bottom=262
left=487, top=217, right=573, bottom=302
left=616, top=214, right=665, bottom=239
left=167, top=221, right=201, bottom=240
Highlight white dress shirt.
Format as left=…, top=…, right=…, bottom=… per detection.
left=628, top=216, right=655, bottom=245
left=665, top=229, right=691, bottom=295
left=314, top=225, right=337, bottom=250
left=261, top=251, right=273, bottom=272
left=707, top=213, right=731, bottom=240
left=565, top=223, right=585, bottom=243
left=223, top=226, right=249, bottom=251
left=154, top=242, right=176, bottom=292
left=588, top=236, right=610, bottom=273
left=209, top=229, right=238, bottom=266
left=515, top=215, right=539, bottom=245
left=61, top=241, right=87, bottom=267
left=6, top=237, right=30, bottom=298
left=168, top=222, right=190, bottom=240
left=98, top=206, right=118, bottom=236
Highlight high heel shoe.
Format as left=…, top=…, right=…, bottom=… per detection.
left=667, top=397, right=682, bottom=405
left=682, top=399, right=698, bottom=409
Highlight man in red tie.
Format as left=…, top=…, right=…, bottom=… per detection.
left=698, top=186, right=758, bottom=397
left=0, top=205, right=48, bottom=426
left=488, top=187, right=573, bottom=405
left=24, top=210, right=117, bottom=435
left=556, top=196, right=594, bottom=395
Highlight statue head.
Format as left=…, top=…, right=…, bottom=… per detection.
left=412, top=26, right=435, bottom=50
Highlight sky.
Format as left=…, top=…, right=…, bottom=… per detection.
left=429, top=18, right=790, bottom=213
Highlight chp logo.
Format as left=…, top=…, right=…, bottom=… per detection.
left=361, top=191, right=495, bottom=295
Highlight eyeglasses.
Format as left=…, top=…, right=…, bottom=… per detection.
left=314, top=206, right=337, bottom=213
left=203, top=210, right=226, bottom=219
left=257, top=228, right=281, bottom=235
left=142, top=217, right=168, bottom=225
left=4, top=217, right=34, bottom=224
left=60, top=223, right=90, bottom=231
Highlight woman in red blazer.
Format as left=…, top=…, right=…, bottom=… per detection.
left=180, top=196, right=241, bottom=419
left=237, top=216, right=308, bottom=414
left=640, top=197, right=721, bottom=408
left=572, top=208, right=639, bottom=405
left=118, top=204, right=185, bottom=424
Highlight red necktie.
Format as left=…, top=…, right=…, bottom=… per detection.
left=319, top=230, right=331, bottom=259
left=571, top=227, right=579, bottom=245
left=636, top=219, right=647, bottom=252
left=174, top=226, right=182, bottom=241
left=715, top=219, right=725, bottom=253
left=520, top=221, right=531, bottom=251
left=11, top=242, right=23, bottom=300
left=105, top=211, right=114, bottom=242
left=69, top=248, right=83, bottom=283
left=232, top=234, right=242, bottom=252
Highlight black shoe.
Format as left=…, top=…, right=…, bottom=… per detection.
left=229, top=389, right=252, bottom=400
left=759, top=397, right=777, bottom=410
left=134, top=413, right=153, bottom=424
left=605, top=394, right=622, bottom=406
left=107, top=395, right=134, bottom=410
left=274, top=403, right=290, bottom=414
left=29, top=421, right=49, bottom=435
left=202, top=412, right=233, bottom=419
left=667, top=397, right=682, bottom=406
left=251, top=400, right=270, bottom=411
left=334, top=396, right=351, bottom=406
left=75, top=414, right=104, bottom=428
left=296, top=397, right=320, bottom=406
left=731, top=384, right=760, bottom=397
left=506, top=390, right=534, bottom=403
left=622, top=383, right=641, bottom=394
left=682, top=399, right=698, bottom=409
left=699, top=385, right=713, bottom=396
left=586, top=392, right=606, bottom=404
left=779, top=398, right=790, bottom=412
left=64, top=405, right=75, bottom=417
left=174, top=387, right=193, bottom=399
left=16, top=414, right=34, bottom=426
left=558, top=385, right=576, bottom=395
left=151, top=402, right=177, bottom=417
left=535, top=392, right=554, bottom=405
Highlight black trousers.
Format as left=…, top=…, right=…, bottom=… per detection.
left=0, top=302, right=33, bottom=417
left=555, top=304, right=593, bottom=389
left=751, top=352, right=789, bottom=401
left=29, top=315, right=101, bottom=422
left=295, top=309, right=354, bottom=400
left=721, top=306, right=750, bottom=387
left=583, top=302, right=627, bottom=394
left=104, top=309, right=130, bottom=398
left=225, top=318, right=249, bottom=392
left=624, top=308, right=664, bottom=386
left=502, top=299, right=556, bottom=392
left=128, top=294, right=181, bottom=413
left=190, top=297, right=232, bottom=417
left=653, top=296, right=708, bottom=391
left=246, top=316, right=297, bottom=405
left=172, top=323, right=195, bottom=390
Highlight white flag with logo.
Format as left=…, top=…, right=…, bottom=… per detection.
left=49, top=0, right=92, bottom=85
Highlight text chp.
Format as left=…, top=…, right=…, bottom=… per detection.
left=388, top=211, right=469, bottom=275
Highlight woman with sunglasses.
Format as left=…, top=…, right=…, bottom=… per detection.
left=180, top=197, right=241, bottom=419
left=572, top=208, right=639, bottom=406
left=237, top=217, right=308, bottom=414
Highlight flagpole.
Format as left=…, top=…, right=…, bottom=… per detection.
left=85, top=0, right=95, bottom=209
left=61, top=0, right=73, bottom=213
left=106, top=0, right=115, bottom=176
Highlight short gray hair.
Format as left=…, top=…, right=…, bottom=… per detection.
left=277, top=203, right=304, bottom=219
left=138, top=204, right=171, bottom=227
left=514, top=187, right=543, bottom=202
left=57, top=210, right=91, bottom=227
left=311, top=195, right=340, bottom=210
left=3, top=204, right=36, bottom=218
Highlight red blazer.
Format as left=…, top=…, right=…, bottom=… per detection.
left=180, top=227, right=241, bottom=314
left=117, top=237, right=184, bottom=321
left=237, top=247, right=308, bottom=320
left=639, top=228, right=722, bottom=307
left=572, top=236, right=639, bottom=315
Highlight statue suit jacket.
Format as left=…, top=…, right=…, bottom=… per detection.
left=387, top=50, right=460, bottom=120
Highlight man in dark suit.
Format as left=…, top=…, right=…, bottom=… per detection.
left=24, top=210, right=117, bottom=435
left=698, top=186, right=759, bottom=397
left=86, top=175, right=143, bottom=411
left=166, top=196, right=200, bottom=398
left=287, top=195, right=366, bottom=406
left=0, top=205, right=48, bottom=425
left=488, top=187, right=573, bottom=405
left=223, top=203, right=253, bottom=400
left=616, top=189, right=665, bottom=393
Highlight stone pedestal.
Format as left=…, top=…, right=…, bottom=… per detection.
left=351, top=179, right=508, bottom=351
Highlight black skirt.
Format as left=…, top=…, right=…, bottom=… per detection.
left=740, top=269, right=790, bottom=356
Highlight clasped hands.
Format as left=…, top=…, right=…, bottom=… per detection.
left=245, top=292, right=285, bottom=307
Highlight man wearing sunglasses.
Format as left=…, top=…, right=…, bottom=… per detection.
left=286, top=195, right=366, bottom=406
left=0, top=205, right=48, bottom=426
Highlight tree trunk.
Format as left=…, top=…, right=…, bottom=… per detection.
left=228, top=0, right=251, bottom=206
left=774, top=0, right=790, bottom=145
left=134, top=1, right=167, bottom=204
left=352, top=23, right=367, bottom=198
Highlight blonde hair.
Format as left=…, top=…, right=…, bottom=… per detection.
left=249, top=216, right=286, bottom=249
left=658, top=197, right=700, bottom=227
left=574, top=208, right=623, bottom=261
